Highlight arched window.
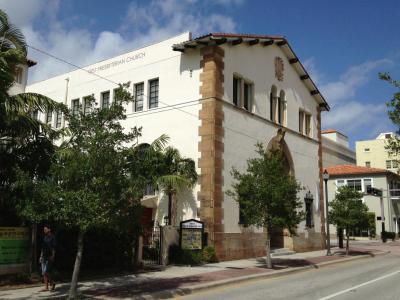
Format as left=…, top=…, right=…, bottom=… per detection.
left=278, top=90, right=286, bottom=125
left=270, top=85, right=277, bottom=121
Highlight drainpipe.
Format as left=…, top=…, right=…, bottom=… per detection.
left=62, top=78, right=69, bottom=141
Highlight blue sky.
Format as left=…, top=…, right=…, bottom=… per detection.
left=1, top=0, right=399, bottom=147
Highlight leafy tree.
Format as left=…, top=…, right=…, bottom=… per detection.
left=16, top=85, right=154, bottom=299
left=227, top=143, right=304, bottom=268
left=329, top=186, right=369, bottom=255
left=0, top=9, right=63, bottom=225
left=379, top=73, right=400, bottom=161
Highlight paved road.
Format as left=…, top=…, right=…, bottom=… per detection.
left=175, top=253, right=400, bottom=300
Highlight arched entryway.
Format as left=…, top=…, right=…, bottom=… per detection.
left=266, top=129, right=295, bottom=248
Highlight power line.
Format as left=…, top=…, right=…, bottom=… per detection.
left=28, top=44, right=320, bottom=161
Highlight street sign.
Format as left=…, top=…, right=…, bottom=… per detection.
left=0, top=227, right=30, bottom=265
left=180, top=219, right=204, bottom=250
left=366, top=186, right=383, bottom=197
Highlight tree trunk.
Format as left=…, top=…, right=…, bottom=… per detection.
left=265, top=233, right=273, bottom=269
left=68, top=230, right=84, bottom=300
left=346, top=230, right=350, bottom=256
left=338, top=227, right=344, bottom=249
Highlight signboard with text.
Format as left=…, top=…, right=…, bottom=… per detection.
left=180, top=219, right=204, bottom=250
left=0, top=227, right=30, bottom=265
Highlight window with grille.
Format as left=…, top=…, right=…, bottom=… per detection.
left=55, top=111, right=62, bottom=128
left=347, top=179, right=362, bottom=191
left=299, top=111, right=304, bottom=134
left=46, top=110, right=53, bottom=124
left=83, top=97, right=92, bottom=115
left=72, top=99, right=80, bottom=116
left=233, top=76, right=241, bottom=107
left=101, top=91, right=110, bottom=109
left=243, top=82, right=253, bottom=112
left=149, top=79, right=159, bottom=109
left=135, top=82, right=144, bottom=112
left=305, top=114, right=311, bottom=136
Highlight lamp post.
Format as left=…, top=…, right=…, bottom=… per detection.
left=323, top=170, right=332, bottom=256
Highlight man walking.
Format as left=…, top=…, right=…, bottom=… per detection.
left=40, top=225, right=56, bottom=292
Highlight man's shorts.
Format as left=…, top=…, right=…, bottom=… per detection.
left=41, top=260, right=51, bottom=275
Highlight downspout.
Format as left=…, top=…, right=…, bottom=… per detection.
left=62, top=77, right=69, bottom=142
left=387, top=175, right=393, bottom=232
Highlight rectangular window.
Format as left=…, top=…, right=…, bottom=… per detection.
left=101, top=91, right=110, bottom=109
left=305, top=114, right=311, bottom=136
left=134, top=82, right=144, bottom=112
left=393, top=160, right=398, bottom=169
left=385, top=133, right=391, bottom=139
left=233, top=76, right=241, bottom=107
left=71, top=99, right=80, bottom=116
left=337, top=179, right=345, bottom=188
left=364, top=179, right=372, bottom=192
left=243, top=82, right=253, bottom=112
left=32, top=110, right=39, bottom=120
left=299, top=111, right=304, bottom=134
left=149, top=78, right=159, bottom=109
left=46, top=110, right=53, bottom=124
left=55, top=111, right=62, bottom=128
left=83, top=96, right=92, bottom=115
left=365, top=161, right=371, bottom=168
left=386, top=160, right=392, bottom=169
left=15, top=67, right=23, bottom=84
left=364, top=148, right=370, bottom=152
left=347, top=179, right=362, bottom=191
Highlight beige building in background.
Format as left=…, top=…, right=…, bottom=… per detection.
left=356, top=132, right=399, bottom=172
left=322, top=129, right=356, bottom=168
left=325, top=165, right=400, bottom=237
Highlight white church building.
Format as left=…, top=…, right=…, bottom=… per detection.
left=27, top=32, right=330, bottom=260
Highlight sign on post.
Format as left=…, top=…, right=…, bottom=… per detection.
left=180, top=219, right=204, bottom=250
left=0, top=227, right=30, bottom=274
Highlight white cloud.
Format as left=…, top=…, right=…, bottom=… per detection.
left=321, top=59, right=393, bottom=104
left=1, top=0, right=238, bottom=83
left=323, top=101, right=387, bottom=131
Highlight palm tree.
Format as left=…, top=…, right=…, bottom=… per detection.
left=0, top=9, right=63, bottom=226
left=157, top=147, right=198, bottom=226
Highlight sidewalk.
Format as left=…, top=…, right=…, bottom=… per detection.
left=0, top=246, right=388, bottom=300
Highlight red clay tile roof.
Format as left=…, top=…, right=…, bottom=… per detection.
left=321, top=129, right=338, bottom=134
left=325, top=165, right=392, bottom=176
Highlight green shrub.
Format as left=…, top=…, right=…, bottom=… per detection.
left=382, top=231, right=396, bottom=241
left=202, top=246, right=218, bottom=263
left=168, top=245, right=203, bottom=266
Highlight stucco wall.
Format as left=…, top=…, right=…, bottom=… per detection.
left=27, top=33, right=203, bottom=224
left=220, top=42, right=324, bottom=252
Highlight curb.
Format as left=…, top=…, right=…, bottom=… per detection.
left=100, top=250, right=390, bottom=300
left=4, top=251, right=390, bottom=300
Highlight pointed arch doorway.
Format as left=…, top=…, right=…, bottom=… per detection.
left=266, top=128, right=295, bottom=248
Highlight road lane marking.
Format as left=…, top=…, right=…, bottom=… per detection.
left=319, top=270, right=400, bottom=300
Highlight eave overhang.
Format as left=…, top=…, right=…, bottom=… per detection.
left=173, top=33, right=330, bottom=111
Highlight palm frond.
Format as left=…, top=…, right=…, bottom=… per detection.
left=149, top=134, right=170, bottom=152
left=157, top=174, right=192, bottom=191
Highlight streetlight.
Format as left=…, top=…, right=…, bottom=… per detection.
left=323, top=170, right=332, bottom=256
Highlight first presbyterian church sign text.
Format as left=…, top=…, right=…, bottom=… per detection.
left=87, top=52, right=146, bottom=74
